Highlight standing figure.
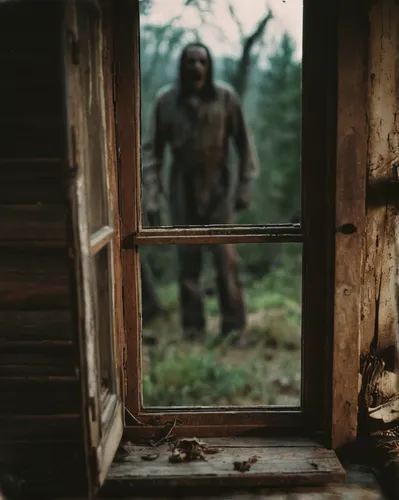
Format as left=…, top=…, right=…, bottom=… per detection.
left=142, top=42, right=259, bottom=345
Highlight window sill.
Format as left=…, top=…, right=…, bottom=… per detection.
left=102, top=437, right=345, bottom=494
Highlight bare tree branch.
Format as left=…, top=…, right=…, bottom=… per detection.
left=227, top=1, right=244, bottom=41
left=184, top=0, right=213, bottom=10
left=232, top=8, right=273, bottom=98
left=142, top=17, right=184, bottom=87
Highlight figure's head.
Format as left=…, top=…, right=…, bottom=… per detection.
left=179, top=42, right=215, bottom=98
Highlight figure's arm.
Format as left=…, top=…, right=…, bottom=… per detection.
left=141, top=94, right=166, bottom=225
left=229, top=90, right=260, bottom=211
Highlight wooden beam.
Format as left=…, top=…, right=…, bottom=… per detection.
left=332, top=0, right=368, bottom=449
left=360, top=0, right=399, bottom=369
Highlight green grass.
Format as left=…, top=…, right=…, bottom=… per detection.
left=142, top=266, right=302, bottom=407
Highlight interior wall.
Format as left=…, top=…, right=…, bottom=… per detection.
left=331, top=0, right=399, bottom=449
left=0, top=2, right=86, bottom=496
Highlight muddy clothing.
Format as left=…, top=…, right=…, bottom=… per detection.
left=178, top=242, right=246, bottom=337
left=142, top=81, right=259, bottom=337
left=142, top=81, right=259, bottom=222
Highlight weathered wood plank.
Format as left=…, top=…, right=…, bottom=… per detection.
left=0, top=442, right=86, bottom=497
left=0, top=91, right=61, bottom=119
left=0, top=183, right=65, bottom=205
left=0, top=310, right=73, bottom=341
left=102, top=0, right=125, bottom=403
left=0, top=205, right=67, bottom=241
left=0, top=128, right=63, bottom=159
left=78, top=466, right=385, bottom=500
left=0, top=159, right=65, bottom=203
left=0, top=378, right=80, bottom=415
left=332, top=0, right=368, bottom=450
left=91, top=487, right=385, bottom=500
left=0, top=442, right=84, bottom=467
left=181, top=437, right=318, bottom=448
left=105, top=440, right=345, bottom=489
left=0, top=415, right=81, bottom=442
left=115, top=0, right=142, bottom=414
left=0, top=248, right=70, bottom=309
left=360, top=0, right=399, bottom=367
left=0, top=344, right=77, bottom=377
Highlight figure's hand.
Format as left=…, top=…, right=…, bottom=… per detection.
left=147, top=209, right=162, bottom=227
left=235, top=182, right=252, bottom=212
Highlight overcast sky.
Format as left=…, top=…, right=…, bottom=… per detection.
left=140, top=0, right=303, bottom=60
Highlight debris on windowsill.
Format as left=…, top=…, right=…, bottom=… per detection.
left=360, top=354, right=398, bottom=411
left=358, top=353, right=399, bottom=498
left=168, top=437, right=220, bottom=463
left=369, top=394, right=399, bottom=424
left=114, top=442, right=134, bottom=462
left=233, top=455, right=258, bottom=472
left=141, top=452, right=160, bottom=461
left=149, top=418, right=183, bottom=448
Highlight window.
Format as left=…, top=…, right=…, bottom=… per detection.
left=117, top=0, right=336, bottom=441
left=64, top=0, right=350, bottom=493
left=63, top=0, right=123, bottom=493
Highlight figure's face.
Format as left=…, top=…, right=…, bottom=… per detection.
left=182, top=46, right=209, bottom=91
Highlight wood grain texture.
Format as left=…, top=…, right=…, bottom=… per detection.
left=0, top=310, right=73, bottom=341
left=0, top=442, right=86, bottom=498
left=0, top=377, right=80, bottom=415
left=104, top=438, right=345, bottom=490
left=0, top=415, right=81, bottom=442
left=360, top=0, right=399, bottom=367
left=0, top=248, right=70, bottom=309
left=68, top=464, right=384, bottom=499
left=0, top=342, right=76, bottom=377
left=332, top=0, right=368, bottom=450
left=0, top=3, right=84, bottom=494
left=101, top=0, right=125, bottom=408
left=63, top=4, right=102, bottom=498
left=0, top=159, right=65, bottom=204
left=114, top=0, right=142, bottom=413
left=0, top=3, right=63, bottom=160
left=0, top=205, right=67, bottom=241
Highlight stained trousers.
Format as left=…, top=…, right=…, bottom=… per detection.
left=170, top=176, right=247, bottom=338
left=178, top=242, right=246, bottom=337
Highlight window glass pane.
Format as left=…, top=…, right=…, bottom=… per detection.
left=139, top=0, right=303, bottom=227
left=78, top=5, right=109, bottom=233
left=139, top=242, right=302, bottom=408
left=92, top=244, right=116, bottom=400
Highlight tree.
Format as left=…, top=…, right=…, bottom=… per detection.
left=256, top=33, right=301, bottom=224
left=234, top=33, right=302, bottom=276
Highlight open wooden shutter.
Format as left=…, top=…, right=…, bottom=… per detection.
left=62, top=0, right=123, bottom=494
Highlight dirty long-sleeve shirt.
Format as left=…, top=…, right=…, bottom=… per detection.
left=142, top=81, right=259, bottom=220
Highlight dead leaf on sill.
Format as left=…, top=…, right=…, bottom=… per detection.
left=168, top=437, right=221, bottom=463
left=369, top=394, right=399, bottom=424
left=233, top=455, right=258, bottom=472
left=150, top=418, right=183, bottom=448
left=114, top=443, right=132, bottom=463
left=141, top=452, right=160, bottom=461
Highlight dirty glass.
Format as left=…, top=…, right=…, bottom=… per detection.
left=139, top=0, right=303, bottom=228
left=140, top=242, right=302, bottom=408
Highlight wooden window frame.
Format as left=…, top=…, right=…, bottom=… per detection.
left=114, top=0, right=340, bottom=446
left=63, top=0, right=124, bottom=491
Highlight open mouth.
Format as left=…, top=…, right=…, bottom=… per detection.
left=191, top=72, right=203, bottom=82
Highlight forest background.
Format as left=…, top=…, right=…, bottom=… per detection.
left=139, top=0, right=304, bottom=408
